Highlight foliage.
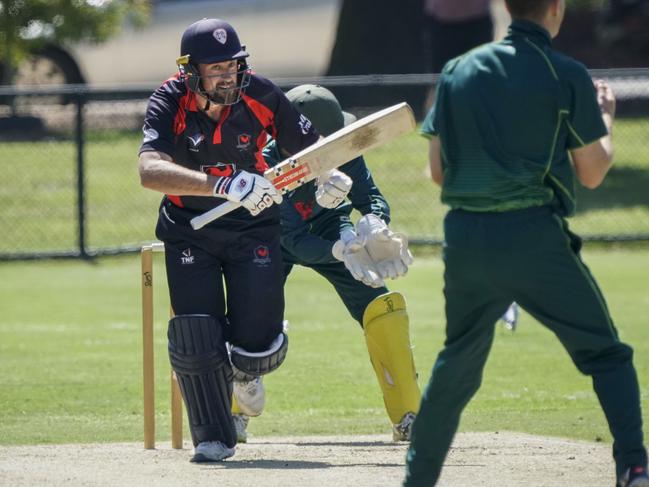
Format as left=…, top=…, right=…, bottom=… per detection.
left=0, top=0, right=151, bottom=80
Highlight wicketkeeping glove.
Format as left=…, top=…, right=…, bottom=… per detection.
left=315, top=169, right=353, bottom=209
left=213, top=169, right=282, bottom=216
left=356, top=214, right=413, bottom=280
left=332, top=229, right=384, bottom=288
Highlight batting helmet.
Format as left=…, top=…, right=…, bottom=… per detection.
left=177, top=18, right=251, bottom=105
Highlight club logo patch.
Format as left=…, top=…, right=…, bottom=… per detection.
left=213, top=28, right=227, bottom=44
left=294, top=201, right=313, bottom=220
left=188, top=133, right=205, bottom=152
left=181, top=248, right=195, bottom=265
left=237, top=133, right=252, bottom=150
left=253, top=245, right=271, bottom=266
left=298, top=114, right=312, bottom=135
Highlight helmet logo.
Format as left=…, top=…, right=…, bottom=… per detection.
left=213, top=28, right=227, bottom=44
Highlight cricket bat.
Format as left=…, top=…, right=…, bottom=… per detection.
left=190, top=102, right=415, bottom=230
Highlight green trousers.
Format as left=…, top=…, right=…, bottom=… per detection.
left=404, top=206, right=646, bottom=486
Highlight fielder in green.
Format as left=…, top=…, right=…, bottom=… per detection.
left=405, top=1, right=648, bottom=486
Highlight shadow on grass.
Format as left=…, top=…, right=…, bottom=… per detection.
left=575, top=167, right=649, bottom=213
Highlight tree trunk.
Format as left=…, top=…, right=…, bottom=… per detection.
left=327, top=0, right=425, bottom=75
left=325, top=0, right=429, bottom=119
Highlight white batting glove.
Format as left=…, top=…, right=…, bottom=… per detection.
left=213, top=170, right=282, bottom=216
left=332, top=229, right=384, bottom=288
left=356, top=214, right=413, bottom=280
left=315, top=169, right=352, bottom=209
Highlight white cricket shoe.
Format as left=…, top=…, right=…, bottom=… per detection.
left=392, top=411, right=416, bottom=442
left=191, top=441, right=235, bottom=463
left=233, top=414, right=249, bottom=443
left=233, top=376, right=265, bottom=417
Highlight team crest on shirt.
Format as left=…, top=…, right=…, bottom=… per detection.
left=187, top=132, right=205, bottom=152
left=237, top=133, right=252, bottom=150
left=294, top=201, right=313, bottom=220
left=253, top=245, right=271, bottom=266
left=213, top=28, right=227, bottom=44
left=298, top=114, right=312, bottom=135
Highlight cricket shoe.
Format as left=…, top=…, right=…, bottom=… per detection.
left=191, top=441, right=235, bottom=463
left=233, top=376, right=265, bottom=417
left=392, top=411, right=416, bottom=442
left=233, top=414, right=249, bottom=443
left=501, top=302, right=519, bottom=331
left=619, top=466, right=649, bottom=487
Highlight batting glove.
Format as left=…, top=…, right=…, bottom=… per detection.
left=315, top=169, right=353, bottom=209
left=213, top=169, right=282, bottom=216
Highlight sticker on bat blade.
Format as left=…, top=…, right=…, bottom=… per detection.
left=270, top=164, right=311, bottom=189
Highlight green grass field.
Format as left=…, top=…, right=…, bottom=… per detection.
left=1, top=247, right=648, bottom=446
left=1, top=117, right=648, bottom=255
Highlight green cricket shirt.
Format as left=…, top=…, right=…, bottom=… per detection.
left=421, top=20, right=608, bottom=215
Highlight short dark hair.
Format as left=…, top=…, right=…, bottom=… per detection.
left=505, top=0, right=554, bottom=19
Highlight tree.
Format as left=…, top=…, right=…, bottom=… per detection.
left=326, top=0, right=424, bottom=76
left=0, top=0, right=151, bottom=87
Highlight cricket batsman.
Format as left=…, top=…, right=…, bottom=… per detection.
left=138, top=19, right=321, bottom=462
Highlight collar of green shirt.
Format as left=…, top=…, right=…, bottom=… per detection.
left=507, top=19, right=552, bottom=47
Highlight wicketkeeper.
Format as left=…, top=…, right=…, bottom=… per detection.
left=231, top=84, right=421, bottom=442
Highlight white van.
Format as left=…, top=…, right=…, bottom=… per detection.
left=12, top=0, right=341, bottom=88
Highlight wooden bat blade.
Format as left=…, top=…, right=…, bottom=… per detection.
left=190, top=102, right=415, bottom=230
left=266, top=102, right=415, bottom=194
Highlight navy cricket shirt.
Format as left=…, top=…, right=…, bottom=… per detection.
left=139, top=73, right=320, bottom=226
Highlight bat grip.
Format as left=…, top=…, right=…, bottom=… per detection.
left=190, top=200, right=241, bottom=230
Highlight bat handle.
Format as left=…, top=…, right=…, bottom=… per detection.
left=190, top=201, right=241, bottom=230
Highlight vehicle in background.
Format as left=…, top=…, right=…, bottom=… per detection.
left=7, top=0, right=341, bottom=88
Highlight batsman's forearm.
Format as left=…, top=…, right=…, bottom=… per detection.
left=139, top=153, right=218, bottom=196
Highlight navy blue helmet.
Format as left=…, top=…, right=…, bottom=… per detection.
left=177, top=19, right=251, bottom=105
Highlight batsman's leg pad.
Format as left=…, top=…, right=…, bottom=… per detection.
left=363, top=292, right=421, bottom=424
left=230, top=332, right=288, bottom=382
left=168, top=314, right=236, bottom=448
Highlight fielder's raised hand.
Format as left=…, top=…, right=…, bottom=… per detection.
left=213, top=169, right=282, bottom=216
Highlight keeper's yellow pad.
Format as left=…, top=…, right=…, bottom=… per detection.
left=363, top=292, right=421, bottom=424
left=231, top=394, right=242, bottom=415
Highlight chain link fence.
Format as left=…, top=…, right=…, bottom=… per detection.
left=1, top=70, right=648, bottom=260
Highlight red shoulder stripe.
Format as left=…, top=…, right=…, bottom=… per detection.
left=242, top=93, right=276, bottom=139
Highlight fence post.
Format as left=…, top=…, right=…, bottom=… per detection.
left=75, top=93, right=88, bottom=259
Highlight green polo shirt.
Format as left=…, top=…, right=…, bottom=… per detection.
left=421, top=20, right=608, bottom=216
